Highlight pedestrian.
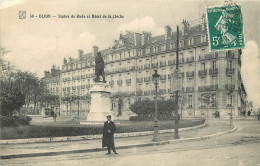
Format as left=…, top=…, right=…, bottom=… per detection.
left=102, top=115, right=118, bottom=155
left=247, top=110, right=251, bottom=117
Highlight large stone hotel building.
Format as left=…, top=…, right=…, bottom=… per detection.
left=43, top=18, right=247, bottom=119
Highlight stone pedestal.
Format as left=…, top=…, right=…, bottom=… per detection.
left=86, top=82, right=111, bottom=122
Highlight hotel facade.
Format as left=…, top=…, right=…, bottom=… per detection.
left=43, top=18, right=247, bottom=119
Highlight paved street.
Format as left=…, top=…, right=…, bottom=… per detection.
left=1, top=119, right=259, bottom=166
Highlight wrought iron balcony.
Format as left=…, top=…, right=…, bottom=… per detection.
left=109, top=81, right=114, bottom=86
left=81, top=75, right=86, bottom=79
left=226, top=68, right=235, bottom=75
left=129, top=66, right=135, bottom=71
left=136, top=65, right=143, bottom=70
left=160, top=61, right=166, bottom=67
left=152, top=62, right=158, bottom=68
left=209, top=68, right=218, bottom=75
left=144, top=90, right=150, bottom=95
left=159, top=89, right=166, bottom=95
left=186, top=57, right=194, bottom=63
left=225, top=84, right=235, bottom=91
left=186, top=71, right=194, bottom=77
left=179, top=58, right=185, bottom=63
left=136, top=91, right=143, bottom=96
left=126, top=79, right=131, bottom=84
left=186, top=87, right=195, bottom=92
left=144, top=77, right=151, bottom=82
left=144, top=64, right=150, bottom=69
left=199, top=69, right=207, bottom=77
left=168, top=60, right=175, bottom=66
left=136, top=78, right=143, bottom=83
left=198, top=85, right=218, bottom=92
left=117, top=80, right=123, bottom=85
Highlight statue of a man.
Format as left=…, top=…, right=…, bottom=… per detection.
left=94, top=52, right=106, bottom=83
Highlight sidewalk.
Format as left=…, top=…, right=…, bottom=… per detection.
left=0, top=119, right=235, bottom=159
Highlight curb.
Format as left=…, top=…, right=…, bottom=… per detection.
left=0, top=124, right=236, bottom=160
left=0, top=123, right=206, bottom=145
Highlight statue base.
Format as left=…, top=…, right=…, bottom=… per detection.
left=87, top=82, right=112, bottom=121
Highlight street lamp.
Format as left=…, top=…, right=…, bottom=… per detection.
left=152, top=69, right=160, bottom=142
left=229, top=88, right=233, bottom=125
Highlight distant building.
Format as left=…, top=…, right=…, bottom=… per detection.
left=44, top=17, right=247, bottom=119
left=42, top=65, right=61, bottom=96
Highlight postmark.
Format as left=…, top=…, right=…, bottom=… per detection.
left=206, top=4, right=245, bottom=51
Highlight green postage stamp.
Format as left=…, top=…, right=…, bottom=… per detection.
left=206, top=4, right=245, bottom=51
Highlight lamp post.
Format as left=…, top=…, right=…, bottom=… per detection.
left=229, top=77, right=233, bottom=126
left=152, top=69, right=160, bottom=142
left=229, top=88, right=233, bottom=125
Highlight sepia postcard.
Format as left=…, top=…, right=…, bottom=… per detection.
left=0, top=0, right=260, bottom=165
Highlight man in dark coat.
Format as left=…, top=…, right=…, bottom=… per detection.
left=102, top=115, right=118, bottom=155
left=94, top=52, right=106, bottom=83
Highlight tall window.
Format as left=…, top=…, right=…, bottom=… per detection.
left=227, top=94, right=232, bottom=107
left=188, top=95, right=193, bottom=108
left=211, top=94, right=216, bottom=107
left=228, top=61, right=232, bottom=69
left=213, top=61, right=216, bottom=70
left=201, top=62, right=206, bottom=70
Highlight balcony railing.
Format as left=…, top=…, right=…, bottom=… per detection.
left=144, top=90, right=150, bottom=96
left=186, top=57, right=194, bottom=63
left=179, top=58, right=185, bottom=63
left=81, top=85, right=85, bottom=89
left=136, top=91, right=143, bottom=96
left=186, top=87, right=195, bottom=92
left=209, top=68, right=218, bottom=75
left=126, top=79, right=131, bottom=84
left=186, top=71, right=194, bottom=77
left=81, top=75, right=86, bottom=79
left=226, top=68, right=235, bottom=75
left=152, top=63, right=158, bottom=68
left=144, top=77, right=151, bottom=82
left=160, top=75, right=166, bottom=80
left=117, top=80, right=123, bottom=85
left=198, top=85, right=218, bottom=92
left=144, top=64, right=150, bottom=69
left=199, top=69, right=207, bottom=77
left=225, top=84, right=235, bottom=91
left=159, top=89, right=166, bottom=95
left=136, top=65, right=143, bottom=70
left=109, top=81, right=114, bottom=86
left=160, top=61, right=166, bottom=67
left=136, top=78, right=143, bottom=83
left=168, top=60, right=176, bottom=66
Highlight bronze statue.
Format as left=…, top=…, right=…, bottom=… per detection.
left=94, top=52, right=106, bottom=83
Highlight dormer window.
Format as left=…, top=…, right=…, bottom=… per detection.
left=170, top=42, right=175, bottom=49
left=188, top=37, right=194, bottom=46
left=201, top=35, right=206, bottom=43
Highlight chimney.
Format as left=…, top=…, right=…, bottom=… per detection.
left=92, top=45, right=99, bottom=57
left=141, top=32, right=151, bottom=45
left=78, top=49, right=84, bottom=60
left=164, top=25, right=172, bottom=39
left=201, top=13, right=206, bottom=31
left=63, top=58, right=67, bottom=64
left=44, top=71, right=51, bottom=77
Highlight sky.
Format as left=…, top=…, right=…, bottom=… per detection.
left=0, top=0, right=260, bottom=107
